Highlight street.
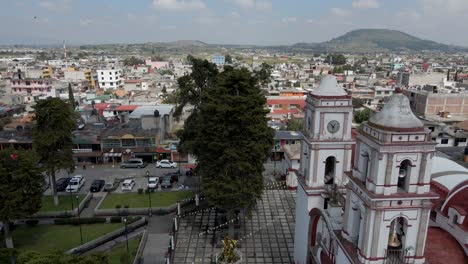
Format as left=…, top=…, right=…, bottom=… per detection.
left=43, top=163, right=193, bottom=195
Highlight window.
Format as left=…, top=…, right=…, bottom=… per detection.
left=441, top=139, right=449, bottom=144
left=115, top=71, right=118, bottom=75
left=101, top=72, right=104, bottom=75
left=109, top=72, right=112, bottom=75
left=103, top=139, right=120, bottom=148
left=428, top=126, right=435, bottom=132
left=101, top=82, right=105, bottom=86
left=110, top=77, right=112, bottom=80
left=121, top=139, right=135, bottom=147
left=110, top=82, right=113, bottom=86
left=136, top=138, right=153, bottom=147
left=26, top=81, right=31, bottom=85
left=458, top=138, right=467, bottom=142
left=101, top=77, right=104, bottom=80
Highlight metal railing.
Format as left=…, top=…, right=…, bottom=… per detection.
left=384, top=248, right=409, bottom=264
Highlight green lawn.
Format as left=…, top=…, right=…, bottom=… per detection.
left=10, top=223, right=123, bottom=252
left=39, top=195, right=86, bottom=212
left=99, top=191, right=193, bottom=209
left=105, top=236, right=141, bottom=264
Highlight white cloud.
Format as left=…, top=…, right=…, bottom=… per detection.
left=282, top=17, right=297, bottom=24
left=230, top=11, right=241, bottom=18
left=229, top=0, right=272, bottom=11
left=352, top=0, right=379, bottom=9
left=420, top=0, right=468, bottom=15
left=38, top=0, right=71, bottom=11
left=152, top=0, right=206, bottom=11
left=79, top=19, right=93, bottom=26
left=330, top=8, right=353, bottom=17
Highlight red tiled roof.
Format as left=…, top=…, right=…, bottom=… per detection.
left=116, top=105, right=139, bottom=111
left=425, top=227, right=467, bottom=264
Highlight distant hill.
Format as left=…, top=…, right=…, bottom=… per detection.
left=294, top=29, right=467, bottom=53
left=164, top=40, right=207, bottom=47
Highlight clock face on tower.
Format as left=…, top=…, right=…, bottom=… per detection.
left=327, top=120, right=340, bottom=133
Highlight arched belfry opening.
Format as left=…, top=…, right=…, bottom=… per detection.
left=324, top=156, right=336, bottom=185
left=398, top=160, right=412, bottom=191
left=386, top=217, right=409, bottom=261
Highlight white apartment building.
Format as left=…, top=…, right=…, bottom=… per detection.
left=97, top=68, right=123, bottom=90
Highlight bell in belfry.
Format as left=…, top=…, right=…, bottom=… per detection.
left=388, top=222, right=401, bottom=248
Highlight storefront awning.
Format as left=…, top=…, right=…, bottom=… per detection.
left=104, top=153, right=122, bottom=157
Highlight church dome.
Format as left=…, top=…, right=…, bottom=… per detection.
left=311, top=75, right=348, bottom=96
left=368, top=90, right=424, bottom=132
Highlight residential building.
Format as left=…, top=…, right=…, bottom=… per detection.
left=10, top=77, right=56, bottom=103
left=211, top=55, right=225, bottom=66
left=397, top=71, right=410, bottom=87
left=97, top=67, right=123, bottom=90
left=403, top=87, right=468, bottom=119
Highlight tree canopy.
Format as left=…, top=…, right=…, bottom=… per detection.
left=225, top=54, right=232, bottom=64
left=32, top=98, right=76, bottom=206
left=123, top=56, right=144, bottom=66
left=326, top=54, right=347, bottom=65
left=354, top=108, right=373, bottom=124
left=0, top=149, right=44, bottom=248
left=253, top=62, right=272, bottom=87
left=281, top=118, right=304, bottom=131
left=173, top=55, right=219, bottom=117
left=178, top=65, right=274, bottom=213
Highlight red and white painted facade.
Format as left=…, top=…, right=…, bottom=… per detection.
left=294, top=75, right=354, bottom=263
left=294, top=78, right=440, bottom=264
left=10, top=78, right=56, bottom=103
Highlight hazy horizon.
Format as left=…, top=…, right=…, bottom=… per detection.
left=2, top=0, right=468, bottom=47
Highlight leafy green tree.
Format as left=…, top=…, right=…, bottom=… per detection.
left=281, top=118, right=304, bottom=131
left=186, top=67, right=274, bottom=215
left=33, top=98, right=76, bottom=206
left=123, top=56, right=144, bottom=66
left=253, top=62, right=272, bottom=87
left=68, top=83, right=76, bottom=111
left=326, top=54, right=346, bottom=65
left=173, top=55, right=219, bottom=117
left=354, top=108, right=373, bottom=124
left=334, top=66, right=344, bottom=74
left=225, top=54, right=232, bottom=64
left=0, top=149, right=44, bottom=248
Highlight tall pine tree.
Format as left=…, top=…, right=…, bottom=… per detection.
left=33, top=98, right=76, bottom=206
left=0, top=149, right=44, bottom=248
left=185, top=67, right=274, bottom=213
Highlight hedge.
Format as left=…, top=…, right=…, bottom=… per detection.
left=54, top=217, right=106, bottom=225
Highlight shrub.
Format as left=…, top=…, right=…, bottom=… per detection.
left=115, top=205, right=121, bottom=209
left=110, top=216, right=122, bottom=223
left=137, top=188, right=143, bottom=194
left=54, top=217, right=106, bottom=225
left=25, top=219, right=39, bottom=226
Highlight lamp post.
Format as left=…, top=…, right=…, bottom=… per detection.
left=147, top=170, right=152, bottom=216
left=178, top=151, right=181, bottom=181
left=69, top=189, right=74, bottom=212
left=123, top=217, right=129, bottom=253
left=76, top=195, right=83, bottom=245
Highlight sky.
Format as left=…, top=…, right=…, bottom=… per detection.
left=1, top=0, right=468, bottom=46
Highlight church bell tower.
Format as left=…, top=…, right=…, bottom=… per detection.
left=293, top=75, right=354, bottom=263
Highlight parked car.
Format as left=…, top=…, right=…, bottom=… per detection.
left=156, top=159, right=178, bottom=168
left=65, top=175, right=85, bottom=193
left=121, top=179, right=135, bottom=191
left=103, top=179, right=121, bottom=192
left=164, top=172, right=179, bottom=183
left=147, top=177, right=159, bottom=189
left=160, top=176, right=172, bottom=188
left=56, top=177, right=71, bottom=192
left=90, top=179, right=105, bottom=192
left=120, top=158, right=147, bottom=168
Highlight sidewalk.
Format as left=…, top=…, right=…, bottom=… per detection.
left=141, top=213, right=175, bottom=264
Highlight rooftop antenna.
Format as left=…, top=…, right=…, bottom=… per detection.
left=63, top=40, right=67, bottom=67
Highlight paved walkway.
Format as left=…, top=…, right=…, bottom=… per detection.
left=141, top=213, right=175, bottom=264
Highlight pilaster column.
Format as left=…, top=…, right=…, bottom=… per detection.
left=384, top=153, right=394, bottom=186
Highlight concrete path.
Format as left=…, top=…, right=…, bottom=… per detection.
left=87, top=226, right=146, bottom=253
left=80, top=195, right=102, bottom=218
left=141, top=213, right=175, bottom=264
